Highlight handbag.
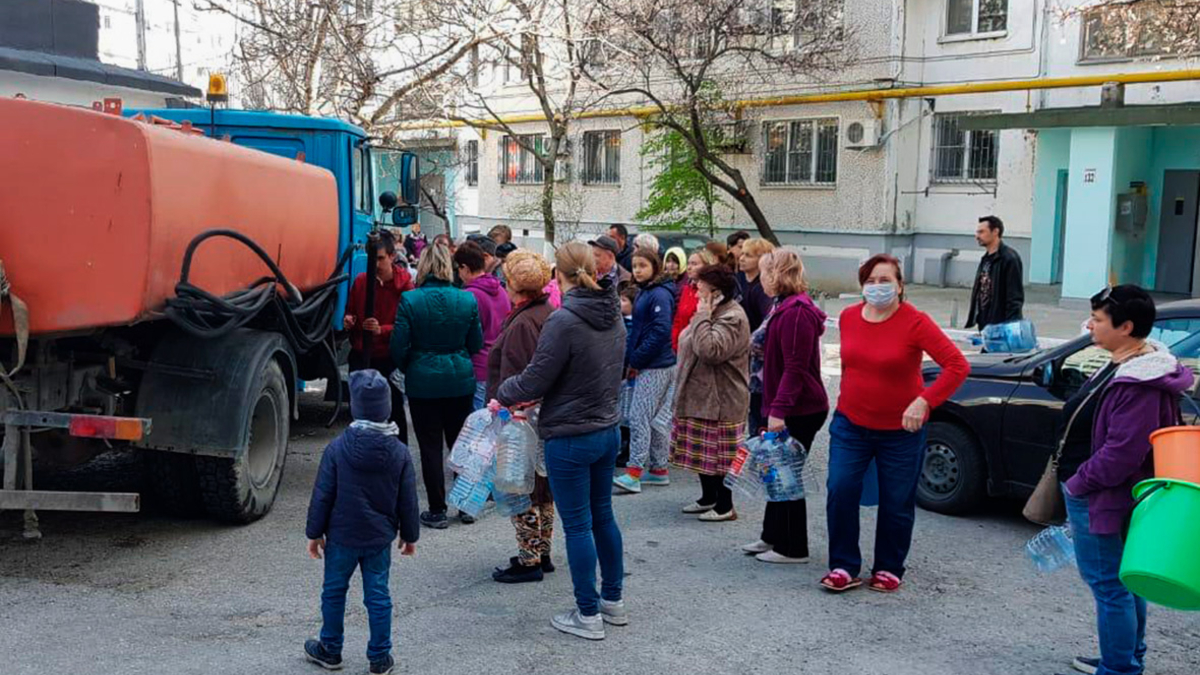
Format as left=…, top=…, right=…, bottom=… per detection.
left=1022, top=367, right=1116, bottom=525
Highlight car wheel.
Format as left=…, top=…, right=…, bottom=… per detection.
left=917, top=422, right=986, bottom=515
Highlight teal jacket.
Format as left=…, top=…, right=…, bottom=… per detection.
left=390, top=278, right=484, bottom=399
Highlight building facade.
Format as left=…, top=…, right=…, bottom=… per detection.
left=440, top=0, right=1200, bottom=299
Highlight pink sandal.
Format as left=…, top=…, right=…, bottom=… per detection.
left=868, top=571, right=903, bottom=593
left=820, top=568, right=863, bottom=592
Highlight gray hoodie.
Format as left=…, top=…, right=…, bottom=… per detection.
left=498, top=286, right=627, bottom=439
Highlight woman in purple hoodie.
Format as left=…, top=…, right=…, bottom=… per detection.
left=455, top=241, right=513, bottom=410
left=740, top=247, right=830, bottom=564
left=1056, top=285, right=1193, bottom=675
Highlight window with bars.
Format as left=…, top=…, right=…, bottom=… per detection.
left=931, top=114, right=998, bottom=183
left=466, top=140, right=479, bottom=186
left=499, top=135, right=545, bottom=185
left=946, top=0, right=1007, bottom=36
left=582, top=131, right=621, bottom=185
left=1080, top=1, right=1173, bottom=61
left=761, top=118, right=839, bottom=186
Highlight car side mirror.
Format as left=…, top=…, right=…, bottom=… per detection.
left=1034, top=363, right=1053, bottom=387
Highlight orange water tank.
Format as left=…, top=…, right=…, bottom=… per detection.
left=0, top=98, right=339, bottom=336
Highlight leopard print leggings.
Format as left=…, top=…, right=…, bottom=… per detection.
left=512, top=502, right=555, bottom=566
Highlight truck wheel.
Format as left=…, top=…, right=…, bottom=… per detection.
left=144, top=453, right=205, bottom=517
left=916, top=422, right=986, bottom=515
left=196, top=359, right=289, bottom=523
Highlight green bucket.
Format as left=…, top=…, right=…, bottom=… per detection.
left=1119, top=478, right=1200, bottom=611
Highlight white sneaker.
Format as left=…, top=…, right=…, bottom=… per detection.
left=698, top=508, right=737, bottom=522
left=551, top=609, right=605, bottom=640
left=741, top=540, right=771, bottom=555
left=599, top=599, right=629, bottom=626
left=755, top=550, right=809, bottom=564
left=682, top=501, right=715, bottom=514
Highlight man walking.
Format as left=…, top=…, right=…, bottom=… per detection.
left=966, top=215, right=1024, bottom=332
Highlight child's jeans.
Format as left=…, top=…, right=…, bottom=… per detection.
left=320, top=542, right=393, bottom=663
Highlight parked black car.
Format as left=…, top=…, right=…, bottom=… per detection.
left=917, top=300, right=1200, bottom=515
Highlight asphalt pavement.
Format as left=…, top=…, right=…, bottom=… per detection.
left=3, top=374, right=1199, bottom=675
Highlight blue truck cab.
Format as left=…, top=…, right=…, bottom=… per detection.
left=125, top=107, right=419, bottom=324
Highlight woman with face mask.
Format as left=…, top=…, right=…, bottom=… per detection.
left=820, top=254, right=968, bottom=593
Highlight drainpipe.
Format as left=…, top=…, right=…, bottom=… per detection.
left=939, top=248, right=960, bottom=288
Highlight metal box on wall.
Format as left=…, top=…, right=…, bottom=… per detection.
left=1116, top=192, right=1148, bottom=234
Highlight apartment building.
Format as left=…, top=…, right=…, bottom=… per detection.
left=441, top=0, right=1200, bottom=299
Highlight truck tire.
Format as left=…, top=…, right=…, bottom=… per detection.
left=145, top=453, right=206, bottom=517
left=196, top=359, right=289, bottom=523
left=916, top=422, right=987, bottom=515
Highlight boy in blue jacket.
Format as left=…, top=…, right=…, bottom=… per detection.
left=304, top=370, right=419, bottom=675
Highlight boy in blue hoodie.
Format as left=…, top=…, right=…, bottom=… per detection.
left=304, top=370, right=420, bottom=675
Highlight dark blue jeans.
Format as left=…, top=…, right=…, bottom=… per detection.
left=545, top=425, right=624, bottom=616
left=1064, top=486, right=1147, bottom=675
left=826, top=411, right=926, bottom=578
left=320, top=542, right=393, bottom=662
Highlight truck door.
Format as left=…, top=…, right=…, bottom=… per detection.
left=348, top=141, right=375, bottom=290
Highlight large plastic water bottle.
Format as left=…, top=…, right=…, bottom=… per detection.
left=448, top=463, right=495, bottom=519
left=724, top=437, right=768, bottom=500
left=450, top=407, right=498, bottom=478
left=494, top=409, right=537, bottom=494
left=494, top=490, right=532, bottom=517
left=981, top=319, right=1038, bottom=353
left=1026, top=524, right=1076, bottom=573
left=758, top=432, right=807, bottom=502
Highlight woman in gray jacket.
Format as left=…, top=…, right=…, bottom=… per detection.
left=497, top=241, right=628, bottom=641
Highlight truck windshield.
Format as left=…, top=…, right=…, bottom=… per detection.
left=371, top=147, right=408, bottom=223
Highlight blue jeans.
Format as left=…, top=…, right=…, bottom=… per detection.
left=826, top=411, right=927, bottom=578
left=1063, top=486, right=1147, bottom=675
left=545, top=425, right=624, bottom=616
left=320, top=542, right=393, bottom=662
left=473, top=380, right=487, bottom=411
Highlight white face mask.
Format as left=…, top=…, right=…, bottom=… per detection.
left=863, top=283, right=898, bottom=308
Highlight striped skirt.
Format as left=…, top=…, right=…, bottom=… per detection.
left=669, top=417, right=744, bottom=476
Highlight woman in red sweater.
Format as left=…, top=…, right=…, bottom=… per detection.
left=671, top=244, right=727, bottom=351
left=820, top=254, right=968, bottom=594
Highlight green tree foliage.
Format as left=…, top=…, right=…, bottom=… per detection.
left=635, top=125, right=728, bottom=238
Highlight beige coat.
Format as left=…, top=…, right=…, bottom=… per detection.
left=673, top=298, right=751, bottom=422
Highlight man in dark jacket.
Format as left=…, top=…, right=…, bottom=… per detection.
left=608, top=224, right=635, bottom=273
left=966, top=215, right=1024, bottom=332
left=304, top=369, right=419, bottom=675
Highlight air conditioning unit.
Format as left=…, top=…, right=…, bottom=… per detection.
left=844, top=119, right=882, bottom=149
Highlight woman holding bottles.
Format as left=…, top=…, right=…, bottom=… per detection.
left=485, top=249, right=557, bottom=584
left=740, top=248, right=830, bottom=564
left=821, top=254, right=968, bottom=593
left=497, top=242, right=628, bottom=641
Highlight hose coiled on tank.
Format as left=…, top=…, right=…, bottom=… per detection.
left=164, top=229, right=354, bottom=424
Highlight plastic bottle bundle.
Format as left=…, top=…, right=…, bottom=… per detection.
left=724, top=437, right=768, bottom=501
left=448, top=462, right=495, bottom=519
left=494, top=490, right=533, bottom=517
left=449, top=407, right=499, bottom=479
left=758, top=432, right=807, bottom=502
left=981, top=319, right=1038, bottom=354
left=526, top=406, right=547, bottom=477
left=1026, top=524, right=1076, bottom=573
left=494, top=409, right=537, bottom=494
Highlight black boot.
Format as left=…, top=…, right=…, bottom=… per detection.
left=492, top=559, right=544, bottom=584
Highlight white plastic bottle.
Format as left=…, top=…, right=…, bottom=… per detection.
left=494, top=409, right=537, bottom=494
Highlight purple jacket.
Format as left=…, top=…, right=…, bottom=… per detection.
left=761, top=292, right=830, bottom=420
left=464, top=274, right=512, bottom=381
left=1065, top=344, right=1194, bottom=535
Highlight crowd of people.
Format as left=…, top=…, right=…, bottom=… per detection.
left=307, top=222, right=1189, bottom=675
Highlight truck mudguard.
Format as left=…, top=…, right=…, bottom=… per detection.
left=134, top=329, right=296, bottom=457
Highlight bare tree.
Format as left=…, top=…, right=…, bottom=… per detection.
left=196, top=0, right=490, bottom=142
left=584, top=0, right=851, bottom=244
left=413, top=0, right=608, bottom=246
left=1066, top=0, right=1200, bottom=60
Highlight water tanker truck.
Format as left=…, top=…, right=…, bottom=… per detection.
left=0, top=96, right=420, bottom=535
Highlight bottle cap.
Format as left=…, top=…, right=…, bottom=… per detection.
left=498, top=409, right=512, bottom=422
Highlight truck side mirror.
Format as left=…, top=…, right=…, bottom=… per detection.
left=392, top=205, right=418, bottom=226
left=401, top=153, right=419, bottom=207
left=378, top=191, right=398, bottom=211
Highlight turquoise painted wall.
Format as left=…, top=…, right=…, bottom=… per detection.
left=1030, top=130, right=1071, bottom=285
left=1111, top=127, right=1153, bottom=286
left=1062, top=128, right=1119, bottom=299
left=1143, top=127, right=1200, bottom=290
